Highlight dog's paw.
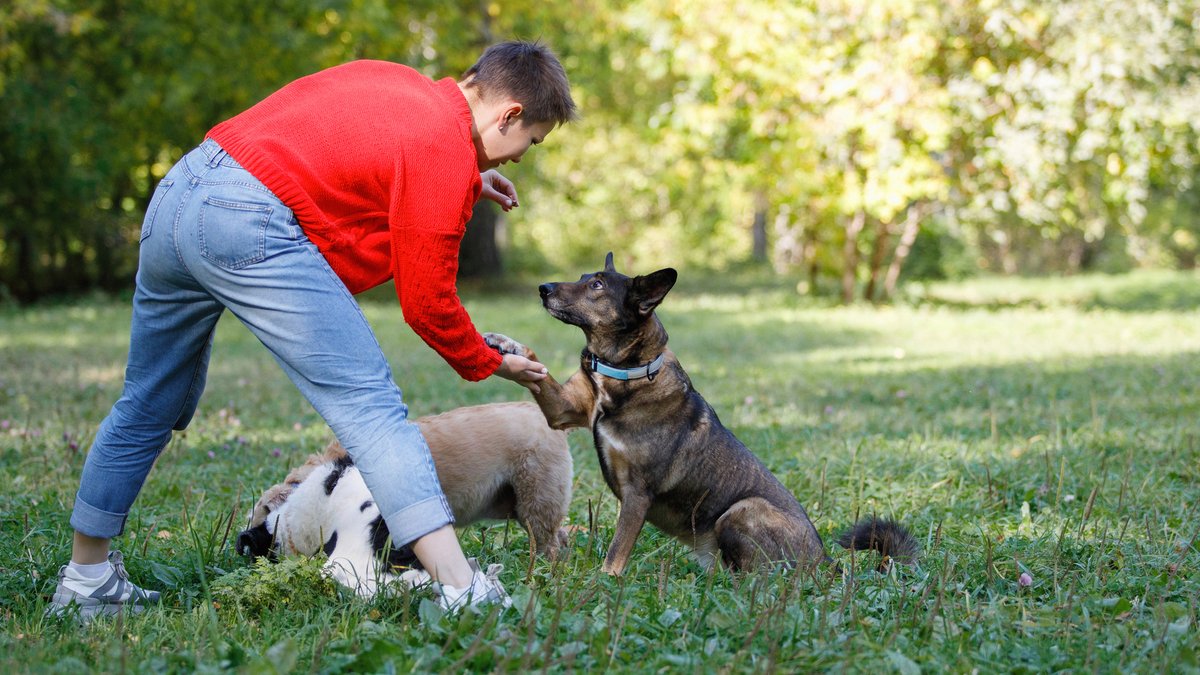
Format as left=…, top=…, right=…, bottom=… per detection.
left=600, top=562, right=624, bottom=576
left=395, top=567, right=432, bottom=588
left=560, top=524, right=588, bottom=542
left=483, top=332, right=532, bottom=358
left=544, top=526, right=585, bottom=560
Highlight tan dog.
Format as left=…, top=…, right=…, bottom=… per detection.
left=237, top=401, right=573, bottom=594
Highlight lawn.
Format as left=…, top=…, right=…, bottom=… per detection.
left=1, top=270, right=1198, bottom=673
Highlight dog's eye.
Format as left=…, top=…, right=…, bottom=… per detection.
left=590, top=279, right=604, bottom=290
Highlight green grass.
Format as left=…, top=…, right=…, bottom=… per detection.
left=1, top=270, right=1198, bottom=673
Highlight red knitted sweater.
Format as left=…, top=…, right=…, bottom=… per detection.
left=207, top=60, right=502, bottom=381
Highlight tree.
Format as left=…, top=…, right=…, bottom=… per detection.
left=939, top=0, right=1200, bottom=273
left=3, top=1, right=1198, bottom=302
left=0, top=0, right=495, bottom=299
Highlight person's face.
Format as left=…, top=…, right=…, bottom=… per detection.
left=476, top=106, right=555, bottom=170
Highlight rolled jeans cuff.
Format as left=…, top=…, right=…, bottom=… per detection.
left=384, top=495, right=455, bottom=547
left=70, top=494, right=128, bottom=539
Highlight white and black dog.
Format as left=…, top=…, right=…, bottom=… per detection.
left=237, top=401, right=574, bottom=597
left=240, top=454, right=430, bottom=595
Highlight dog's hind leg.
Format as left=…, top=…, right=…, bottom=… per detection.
left=714, top=497, right=825, bottom=571
left=512, top=437, right=573, bottom=558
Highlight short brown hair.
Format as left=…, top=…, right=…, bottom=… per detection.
left=461, top=41, right=577, bottom=127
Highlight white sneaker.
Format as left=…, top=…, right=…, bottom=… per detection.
left=46, top=551, right=162, bottom=622
left=435, top=559, right=512, bottom=613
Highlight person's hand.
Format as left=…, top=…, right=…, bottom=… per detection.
left=480, top=170, right=519, bottom=212
left=494, top=352, right=547, bottom=393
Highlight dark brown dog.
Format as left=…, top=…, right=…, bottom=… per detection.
left=486, top=253, right=915, bottom=576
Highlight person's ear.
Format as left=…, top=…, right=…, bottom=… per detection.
left=500, top=103, right=524, bottom=132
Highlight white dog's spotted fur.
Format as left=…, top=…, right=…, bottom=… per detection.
left=254, top=457, right=426, bottom=596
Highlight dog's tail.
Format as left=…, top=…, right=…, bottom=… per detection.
left=835, top=517, right=919, bottom=572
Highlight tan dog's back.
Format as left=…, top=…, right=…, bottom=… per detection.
left=417, top=402, right=570, bottom=532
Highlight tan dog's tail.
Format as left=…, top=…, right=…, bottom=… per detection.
left=835, top=517, right=919, bottom=572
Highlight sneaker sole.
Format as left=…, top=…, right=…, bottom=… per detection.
left=48, top=591, right=156, bottom=621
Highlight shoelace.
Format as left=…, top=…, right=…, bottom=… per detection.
left=481, top=564, right=512, bottom=607
left=108, top=552, right=129, bottom=582
left=483, top=564, right=504, bottom=589
left=106, top=552, right=153, bottom=602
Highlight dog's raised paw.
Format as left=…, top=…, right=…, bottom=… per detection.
left=483, top=332, right=530, bottom=358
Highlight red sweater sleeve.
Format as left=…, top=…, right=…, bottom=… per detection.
left=390, top=150, right=503, bottom=381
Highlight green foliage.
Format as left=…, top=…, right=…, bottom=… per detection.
left=0, top=0, right=465, bottom=302
left=897, top=216, right=975, bottom=282
left=515, top=0, right=1200, bottom=297
left=1, top=1, right=1198, bottom=302
left=940, top=0, right=1200, bottom=273
left=210, top=556, right=342, bottom=618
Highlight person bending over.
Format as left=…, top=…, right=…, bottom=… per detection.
left=48, top=40, right=576, bottom=620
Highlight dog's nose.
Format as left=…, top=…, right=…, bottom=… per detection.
left=539, top=283, right=554, bottom=299
left=236, top=531, right=256, bottom=556
left=236, top=525, right=272, bottom=557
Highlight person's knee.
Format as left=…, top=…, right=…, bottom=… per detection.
left=338, top=417, right=423, bottom=466
left=326, top=393, right=412, bottom=451
left=98, top=400, right=175, bottom=451
left=172, top=387, right=203, bottom=430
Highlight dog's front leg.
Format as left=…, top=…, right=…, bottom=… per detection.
left=603, top=491, right=653, bottom=576
left=531, top=369, right=593, bottom=430
left=484, top=332, right=592, bottom=429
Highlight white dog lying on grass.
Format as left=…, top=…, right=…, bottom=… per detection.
left=236, top=401, right=573, bottom=598
left=247, top=455, right=432, bottom=596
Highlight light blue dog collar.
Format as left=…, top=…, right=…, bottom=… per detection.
left=586, top=351, right=666, bottom=382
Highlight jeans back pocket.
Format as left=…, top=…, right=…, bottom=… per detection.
left=198, top=197, right=272, bottom=270
left=140, top=178, right=175, bottom=242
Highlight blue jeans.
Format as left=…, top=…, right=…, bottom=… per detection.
left=71, top=139, right=454, bottom=546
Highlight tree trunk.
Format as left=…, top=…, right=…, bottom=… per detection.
left=999, top=226, right=1017, bottom=275
left=751, top=190, right=769, bottom=262
left=456, top=1, right=500, bottom=281
left=459, top=201, right=503, bottom=279
left=805, top=231, right=819, bottom=294
left=14, top=230, right=34, bottom=303
left=863, top=216, right=891, bottom=302
left=883, top=205, right=924, bottom=299
left=841, top=210, right=865, bottom=304
left=770, top=204, right=797, bottom=273
left=94, top=216, right=118, bottom=292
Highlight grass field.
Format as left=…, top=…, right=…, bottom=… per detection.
left=1, top=269, right=1198, bottom=673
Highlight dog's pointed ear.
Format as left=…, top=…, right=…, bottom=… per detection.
left=629, top=268, right=677, bottom=317
left=604, top=252, right=616, bottom=273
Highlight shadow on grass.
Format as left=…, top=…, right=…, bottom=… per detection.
left=914, top=270, right=1200, bottom=313
left=702, top=349, right=1200, bottom=560
left=1085, top=275, right=1200, bottom=312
